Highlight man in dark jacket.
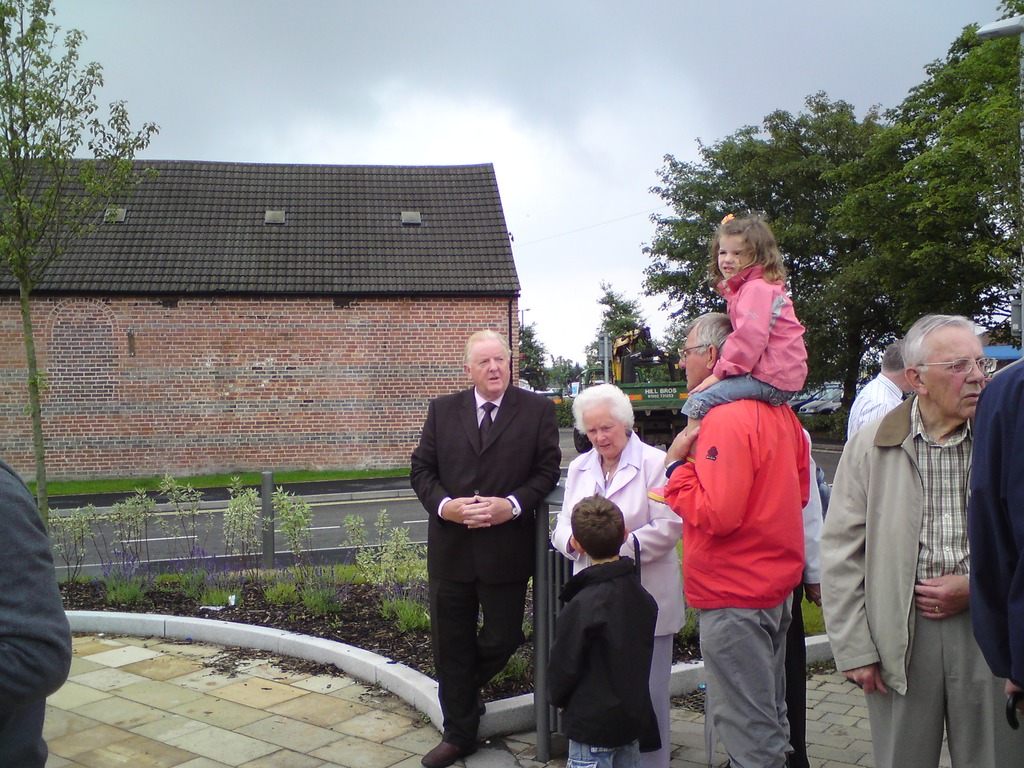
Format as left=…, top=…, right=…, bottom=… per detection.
left=969, top=357, right=1024, bottom=722
left=548, top=495, right=660, bottom=764
left=0, top=459, right=73, bottom=766
left=411, top=330, right=560, bottom=767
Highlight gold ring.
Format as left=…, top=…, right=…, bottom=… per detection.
left=934, top=605, right=940, bottom=614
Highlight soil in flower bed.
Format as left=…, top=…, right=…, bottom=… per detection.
left=60, top=579, right=701, bottom=701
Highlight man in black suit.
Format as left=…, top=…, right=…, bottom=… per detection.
left=411, top=329, right=561, bottom=768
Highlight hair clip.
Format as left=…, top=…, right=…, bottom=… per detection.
left=720, top=213, right=735, bottom=225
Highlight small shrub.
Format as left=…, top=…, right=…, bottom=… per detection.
left=50, top=505, right=94, bottom=582
left=264, top=581, right=300, bottom=605
left=274, top=488, right=313, bottom=570
left=678, top=607, right=700, bottom=647
left=105, top=575, right=147, bottom=606
left=298, top=566, right=343, bottom=615
left=381, top=597, right=431, bottom=633
left=301, top=585, right=340, bottom=614
left=224, top=479, right=261, bottom=575
left=199, top=587, right=237, bottom=607
left=555, top=398, right=574, bottom=428
left=491, top=649, right=531, bottom=686
left=176, top=569, right=208, bottom=601
left=798, top=409, right=848, bottom=440
left=157, top=476, right=210, bottom=570
left=344, top=510, right=427, bottom=588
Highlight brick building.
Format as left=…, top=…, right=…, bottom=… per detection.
left=0, top=161, right=522, bottom=480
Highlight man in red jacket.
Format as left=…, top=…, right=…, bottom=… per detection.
left=662, top=312, right=809, bottom=768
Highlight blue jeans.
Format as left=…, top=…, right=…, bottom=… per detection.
left=682, top=374, right=795, bottom=420
left=567, top=739, right=640, bottom=768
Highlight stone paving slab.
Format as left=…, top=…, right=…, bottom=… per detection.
left=41, top=634, right=872, bottom=768
left=44, top=632, right=945, bottom=768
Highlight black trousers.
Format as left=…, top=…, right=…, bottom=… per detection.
left=428, top=576, right=528, bottom=748
left=0, top=699, right=48, bottom=767
left=785, top=584, right=810, bottom=768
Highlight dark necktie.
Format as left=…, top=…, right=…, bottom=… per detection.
left=480, top=402, right=496, bottom=442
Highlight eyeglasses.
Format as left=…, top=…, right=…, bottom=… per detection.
left=914, top=357, right=997, bottom=376
left=679, top=344, right=709, bottom=360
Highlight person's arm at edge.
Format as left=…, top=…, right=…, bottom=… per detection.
left=551, top=464, right=583, bottom=560
left=410, top=399, right=447, bottom=514
left=820, top=439, right=884, bottom=688
left=507, top=397, right=562, bottom=516
left=0, top=461, right=72, bottom=713
left=968, top=374, right=1019, bottom=684
left=624, top=447, right=682, bottom=561
left=546, top=600, right=589, bottom=708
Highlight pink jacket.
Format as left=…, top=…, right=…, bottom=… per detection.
left=714, top=264, right=807, bottom=392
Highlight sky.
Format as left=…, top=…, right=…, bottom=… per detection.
left=53, top=0, right=1004, bottom=363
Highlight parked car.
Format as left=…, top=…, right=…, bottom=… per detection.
left=799, top=394, right=842, bottom=414
left=798, top=383, right=843, bottom=414
left=793, top=383, right=842, bottom=414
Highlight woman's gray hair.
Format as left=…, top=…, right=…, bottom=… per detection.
left=572, top=383, right=634, bottom=432
left=903, top=314, right=976, bottom=366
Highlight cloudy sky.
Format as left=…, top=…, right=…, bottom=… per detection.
left=54, top=1, right=1002, bottom=363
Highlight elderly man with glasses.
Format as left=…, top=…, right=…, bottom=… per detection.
left=822, top=314, right=1019, bottom=768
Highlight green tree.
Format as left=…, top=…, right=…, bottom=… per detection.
left=547, top=355, right=583, bottom=394
left=0, top=0, right=157, bottom=521
left=585, top=281, right=647, bottom=366
left=518, top=322, right=547, bottom=389
left=831, top=19, right=1017, bottom=335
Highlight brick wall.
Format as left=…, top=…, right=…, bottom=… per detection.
left=0, top=294, right=520, bottom=480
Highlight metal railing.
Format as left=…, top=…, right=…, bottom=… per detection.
left=533, top=479, right=572, bottom=762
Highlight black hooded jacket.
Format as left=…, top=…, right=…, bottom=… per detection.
left=547, top=557, right=660, bottom=751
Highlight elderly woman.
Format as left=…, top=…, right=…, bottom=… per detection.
left=551, top=384, right=685, bottom=768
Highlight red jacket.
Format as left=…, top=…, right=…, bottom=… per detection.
left=664, top=400, right=809, bottom=609
left=714, top=265, right=807, bottom=392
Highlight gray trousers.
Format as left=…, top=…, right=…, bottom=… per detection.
left=700, top=600, right=792, bottom=768
left=866, top=609, right=1024, bottom=768
left=641, top=634, right=672, bottom=768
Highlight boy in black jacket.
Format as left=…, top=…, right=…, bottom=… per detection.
left=548, top=495, right=660, bottom=768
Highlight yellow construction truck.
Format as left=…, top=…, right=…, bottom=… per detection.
left=571, top=327, right=689, bottom=452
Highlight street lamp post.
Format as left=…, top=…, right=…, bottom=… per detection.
left=978, top=15, right=1024, bottom=339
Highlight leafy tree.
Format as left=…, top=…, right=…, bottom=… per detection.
left=585, top=281, right=647, bottom=366
left=518, top=322, right=547, bottom=389
left=0, top=0, right=157, bottom=521
left=832, top=17, right=1017, bottom=336
left=547, top=355, right=583, bottom=394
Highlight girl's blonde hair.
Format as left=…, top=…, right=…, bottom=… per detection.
left=708, top=214, right=787, bottom=286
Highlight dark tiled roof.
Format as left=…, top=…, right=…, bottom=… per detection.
left=9, top=161, right=520, bottom=296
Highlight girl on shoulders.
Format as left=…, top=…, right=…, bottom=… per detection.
left=682, top=214, right=807, bottom=428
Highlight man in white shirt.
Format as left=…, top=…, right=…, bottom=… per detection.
left=846, top=341, right=911, bottom=439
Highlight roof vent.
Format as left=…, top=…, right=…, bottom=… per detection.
left=264, top=209, right=286, bottom=225
left=105, top=207, right=127, bottom=223
left=401, top=211, right=422, bottom=226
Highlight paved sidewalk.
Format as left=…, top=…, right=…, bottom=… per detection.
left=44, top=632, right=938, bottom=768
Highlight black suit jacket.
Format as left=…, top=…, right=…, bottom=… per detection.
left=410, top=385, right=561, bottom=583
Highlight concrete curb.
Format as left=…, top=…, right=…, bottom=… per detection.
left=66, top=611, right=835, bottom=740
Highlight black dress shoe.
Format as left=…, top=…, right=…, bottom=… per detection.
left=421, top=740, right=477, bottom=768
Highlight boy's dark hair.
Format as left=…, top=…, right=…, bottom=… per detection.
left=571, top=495, right=625, bottom=560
